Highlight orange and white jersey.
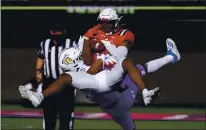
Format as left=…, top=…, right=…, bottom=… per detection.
left=84, top=24, right=135, bottom=65
left=84, top=24, right=135, bottom=48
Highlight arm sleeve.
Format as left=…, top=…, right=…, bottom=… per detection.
left=103, top=31, right=135, bottom=60
left=103, top=42, right=128, bottom=60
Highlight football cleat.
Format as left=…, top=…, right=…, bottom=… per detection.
left=166, top=38, right=181, bottom=64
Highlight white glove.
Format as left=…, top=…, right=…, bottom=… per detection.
left=96, top=53, right=117, bottom=65
left=96, top=53, right=106, bottom=61
left=104, top=54, right=117, bottom=65
left=142, top=87, right=160, bottom=106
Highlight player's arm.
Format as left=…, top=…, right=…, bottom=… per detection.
left=82, top=38, right=93, bottom=65
left=82, top=27, right=97, bottom=65
left=101, top=31, right=135, bottom=60
left=86, top=59, right=103, bottom=75
left=82, top=35, right=105, bottom=74
left=87, top=53, right=118, bottom=75
left=36, top=58, right=44, bottom=71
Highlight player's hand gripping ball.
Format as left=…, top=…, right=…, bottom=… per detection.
left=89, top=37, right=106, bottom=52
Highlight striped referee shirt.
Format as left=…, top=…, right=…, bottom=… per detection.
left=37, top=38, right=74, bottom=79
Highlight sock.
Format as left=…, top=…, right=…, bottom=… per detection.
left=136, top=64, right=147, bottom=76
left=146, top=55, right=174, bottom=73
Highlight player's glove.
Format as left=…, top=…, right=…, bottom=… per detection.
left=142, top=87, right=160, bottom=106
left=96, top=53, right=106, bottom=61
left=97, top=53, right=117, bottom=67
left=19, top=86, right=44, bottom=107
left=104, top=54, right=117, bottom=65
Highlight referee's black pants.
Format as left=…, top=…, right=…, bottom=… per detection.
left=42, top=77, right=75, bottom=130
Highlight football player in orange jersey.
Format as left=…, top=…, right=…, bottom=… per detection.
left=82, top=8, right=135, bottom=74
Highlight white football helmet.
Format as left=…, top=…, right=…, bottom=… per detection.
left=58, top=47, right=84, bottom=72
left=97, top=8, right=122, bottom=28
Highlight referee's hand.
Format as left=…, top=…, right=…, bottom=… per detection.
left=36, top=70, right=42, bottom=82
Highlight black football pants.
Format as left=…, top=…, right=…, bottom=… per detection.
left=42, top=77, right=75, bottom=130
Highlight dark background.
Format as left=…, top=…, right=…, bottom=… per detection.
left=2, top=10, right=205, bottom=52
left=1, top=1, right=206, bottom=107
left=1, top=0, right=205, bottom=6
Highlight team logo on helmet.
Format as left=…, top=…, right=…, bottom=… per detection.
left=65, top=57, right=72, bottom=64
left=63, top=54, right=72, bottom=65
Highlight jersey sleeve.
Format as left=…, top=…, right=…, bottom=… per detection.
left=37, top=41, right=45, bottom=59
left=125, top=30, right=135, bottom=44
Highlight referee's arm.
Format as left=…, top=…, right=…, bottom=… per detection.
left=36, top=41, right=45, bottom=82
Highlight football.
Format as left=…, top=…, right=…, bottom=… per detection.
left=89, top=37, right=106, bottom=52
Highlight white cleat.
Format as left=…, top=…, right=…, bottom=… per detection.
left=166, top=38, right=181, bottom=64
left=19, top=86, right=43, bottom=107
left=27, top=90, right=44, bottom=107
left=19, top=85, right=28, bottom=98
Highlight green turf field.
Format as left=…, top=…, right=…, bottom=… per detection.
left=1, top=105, right=205, bottom=130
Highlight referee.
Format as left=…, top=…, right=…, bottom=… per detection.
left=36, top=23, right=75, bottom=130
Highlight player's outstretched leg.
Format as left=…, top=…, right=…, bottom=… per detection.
left=121, top=63, right=147, bottom=90
left=145, top=38, right=181, bottom=73
left=121, top=38, right=181, bottom=88
left=19, top=72, right=101, bottom=107
left=121, top=58, right=160, bottom=104
left=121, top=58, right=146, bottom=91
left=19, top=73, right=73, bottom=107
